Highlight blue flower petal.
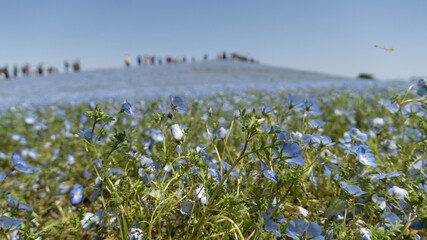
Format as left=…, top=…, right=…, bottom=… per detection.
left=286, top=156, right=304, bottom=167
left=0, top=217, right=24, bottom=231
left=263, top=169, right=277, bottom=183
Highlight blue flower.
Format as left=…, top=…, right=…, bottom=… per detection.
left=277, top=141, right=304, bottom=166
left=300, top=98, right=322, bottom=116
left=359, top=228, right=372, bottom=240
left=285, top=219, right=324, bottom=240
left=195, top=186, right=207, bottom=205
left=355, top=146, right=377, bottom=167
left=122, top=99, right=134, bottom=116
left=11, top=151, right=33, bottom=174
left=386, top=186, right=408, bottom=200
left=221, top=160, right=239, bottom=177
left=260, top=161, right=277, bottom=183
left=370, top=171, right=401, bottom=183
left=277, top=131, right=288, bottom=142
left=262, top=213, right=281, bottom=237
left=70, top=184, right=84, bottom=205
left=382, top=211, right=400, bottom=226
left=80, top=212, right=99, bottom=230
left=308, top=120, right=325, bottom=129
left=410, top=219, right=426, bottom=230
left=261, top=103, right=275, bottom=115
left=0, top=217, right=24, bottom=231
left=170, top=96, right=187, bottom=114
left=286, top=94, right=302, bottom=110
left=5, top=195, right=31, bottom=211
left=416, top=78, right=427, bottom=96
left=324, top=163, right=340, bottom=181
left=372, top=194, right=387, bottom=210
left=311, top=134, right=334, bottom=148
left=339, top=182, right=366, bottom=197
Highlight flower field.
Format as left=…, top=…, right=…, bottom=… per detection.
left=0, top=78, right=426, bottom=239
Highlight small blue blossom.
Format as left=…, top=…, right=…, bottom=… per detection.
left=277, top=141, right=304, bottom=166
left=260, top=161, right=277, bottom=183
left=195, top=186, right=207, bottom=205
left=11, top=151, right=33, bottom=174
left=170, top=96, right=187, bottom=114
left=70, top=184, right=84, bottom=205
left=122, top=99, right=134, bottom=116
left=5, top=195, right=31, bottom=211
left=372, top=194, right=387, bottom=210
left=80, top=212, right=99, bottom=230
left=221, top=160, right=239, bottom=177
left=416, top=77, right=427, bottom=96
left=286, top=94, right=302, bottom=110
left=261, top=103, right=275, bottom=115
left=285, top=219, right=324, bottom=240
left=355, top=146, right=377, bottom=167
left=311, top=134, right=334, bottom=148
left=308, top=120, right=325, bottom=129
left=370, top=171, right=401, bottom=183
left=386, top=186, right=408, bottom=200
left=339, top=182, right=366, bottom=197
left=262, top=213, right=281, bottom=237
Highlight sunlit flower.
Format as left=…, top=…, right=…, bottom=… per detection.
left=122, top=99, right=134, bottom=116
left=70, top=184, right=84, bottom=205
left=170, top=96, right=187, bottom=114
left=285, top=219, right=324, bottom=240
left=170, top=124, right=184, bottom=140
left=339, top=182, right=366, bottom=197
left=11, top=151, right=33, bottom=174
left=260, top=161, right=277, bottom=183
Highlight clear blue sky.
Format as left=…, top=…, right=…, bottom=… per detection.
left=1, top=0, right=426, bottom=79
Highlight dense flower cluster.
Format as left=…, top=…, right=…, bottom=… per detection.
left=0, top=79, right=426, bottom=239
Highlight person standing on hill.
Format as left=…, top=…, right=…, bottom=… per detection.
left=125, top=55, right=131, bottom=67
left=13, top=65, right=18, bottom=78
left=137, top=55, right=142, bottom=66
left=64, top=61, right=69, bottom=72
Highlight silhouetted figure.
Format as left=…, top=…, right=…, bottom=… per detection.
left=223, top=51, right=227, bottom=60
left=47, top=66, right=55, bottom=75
left=0, top=66, right=10, bottom=79
left=22, top=64, right=30, bottom=76
left=137, top=55, right=142, bottom=66
left=183, top=57, right=187, bottom=63
left=125, top=55, right=131, bottom=67
left=64, top=61, right=69, bottom=72
left=13, top=65, right=18, bottom=78
left=150, top=56, right=155, bottom=65
left=158, top=58, right=162, bottom=64
left=72, top=61, right=80, bottom=72
left=203, top=54, right=208, bottom=61
left=38, top=64, right=44, bottom=76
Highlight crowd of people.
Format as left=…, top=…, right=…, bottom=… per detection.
left=0, top=60, right=81, bottom=79
left=124, top=52, right=257, bottom=67
left=1, top=51, right=257, bottom=79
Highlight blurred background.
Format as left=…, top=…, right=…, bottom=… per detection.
left=0, top=0, right=426, bottom=79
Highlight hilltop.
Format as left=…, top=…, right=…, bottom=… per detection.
left=0, top=60, right=351, bottom=109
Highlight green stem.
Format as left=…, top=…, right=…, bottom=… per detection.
left=0, top=167, right=14, bottom=186
left=268, top=179, right=296, bottom=219
left=189, top=131, right=252, bottom=239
